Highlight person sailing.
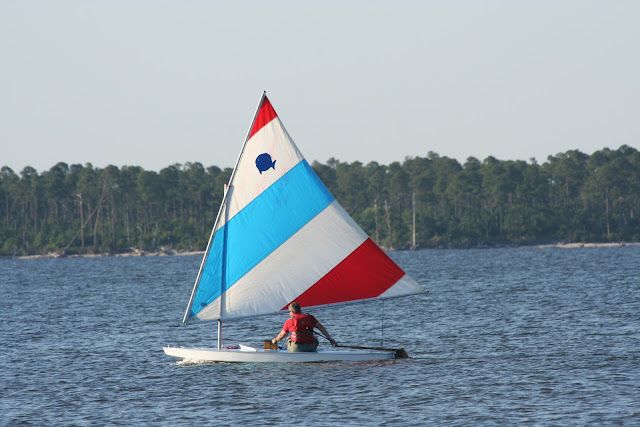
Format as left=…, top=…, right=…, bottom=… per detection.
left=271, top=302, right=337, bottom=352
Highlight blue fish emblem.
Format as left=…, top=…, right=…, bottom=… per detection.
left=255, top=153, right=276, bottom=174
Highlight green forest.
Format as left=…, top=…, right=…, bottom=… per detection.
left=1, top=145, right=639, bottom=257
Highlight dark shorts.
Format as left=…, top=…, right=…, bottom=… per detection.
left=287, top=338, right=319, bottom=352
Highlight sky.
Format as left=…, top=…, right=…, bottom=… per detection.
left=1, top=1, right=639, bottom=173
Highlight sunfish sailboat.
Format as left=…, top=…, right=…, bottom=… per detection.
left=163, top=92, right=424, bottom=363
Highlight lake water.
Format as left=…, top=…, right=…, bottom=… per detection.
left=1, top=246, right=639, bottom=425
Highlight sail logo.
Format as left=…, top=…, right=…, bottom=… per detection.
left=255, top=153, right=276, bottom=174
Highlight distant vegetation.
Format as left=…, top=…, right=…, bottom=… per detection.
left=1, top=145, right=639, bottom=257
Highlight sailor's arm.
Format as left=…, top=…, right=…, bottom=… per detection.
left=315, top=322, right=337, bottom=346
left=272, top=330, right=287, bottom=344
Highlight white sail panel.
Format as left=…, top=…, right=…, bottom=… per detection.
left=216, top=116, right=304, bottom=232
left=379, top=274, right=423, bottom=298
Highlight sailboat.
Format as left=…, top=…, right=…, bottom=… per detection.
left=163, top=92, right=424, bottom=363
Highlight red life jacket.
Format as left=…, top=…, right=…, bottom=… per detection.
left=290, top=313, right=315, bottom=343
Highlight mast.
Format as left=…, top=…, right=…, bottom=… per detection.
left=182, top=91, right=269, bottom=324
left=384, top=200, right=393, bottom=250
left=217, top=183, right=230, bottom=349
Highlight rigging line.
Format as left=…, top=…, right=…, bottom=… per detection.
left=313, top=330, right=334, bottom=346
left=313, top=330, right=329, bottom=340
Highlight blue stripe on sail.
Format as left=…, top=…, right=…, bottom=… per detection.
left=189, top=160, right=334, bottom=318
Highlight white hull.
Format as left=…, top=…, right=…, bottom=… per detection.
left=163, top=345, right=395, bottom=363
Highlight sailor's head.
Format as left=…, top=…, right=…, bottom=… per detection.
left=288, top=302, right=302, bottom=314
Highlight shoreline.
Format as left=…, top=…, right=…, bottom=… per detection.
left=534, top=242, right=639, bottom=249
left=5, top=241, right=639, bottom=260
left=7, top=250, right=206, bottom=260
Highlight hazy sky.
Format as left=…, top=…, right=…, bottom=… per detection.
left=2, top=1, right=639, bottom=173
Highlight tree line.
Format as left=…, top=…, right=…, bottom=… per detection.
left=1, top=145, right=638, bottom=257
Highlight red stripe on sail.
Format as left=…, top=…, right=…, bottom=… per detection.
left=248, top=96, right=278, bottom=139
left=284, top=238, right=406, bottom=309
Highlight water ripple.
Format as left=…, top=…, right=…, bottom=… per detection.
left=1, top=247, right=639, bottom=425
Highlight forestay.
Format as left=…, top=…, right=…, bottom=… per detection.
left=183, top=92, right=423, bottom=323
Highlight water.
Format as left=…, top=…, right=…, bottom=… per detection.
left=1, top=247, right=639, bottom=425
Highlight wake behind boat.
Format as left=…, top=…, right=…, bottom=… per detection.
left=163, top=92, right=425, bottom=363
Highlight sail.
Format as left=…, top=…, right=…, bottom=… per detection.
left=184, top=93, right=423, bottom=322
